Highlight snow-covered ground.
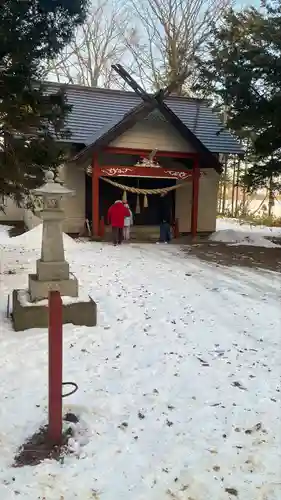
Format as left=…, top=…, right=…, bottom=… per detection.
left=212, top=218, right=281, bottom=247
left=0, top=224, right=280, bottom=500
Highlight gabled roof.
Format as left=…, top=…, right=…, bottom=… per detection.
left=47, top=82, right=243, bottom=168
left=49, top=83, right=241, bottom=149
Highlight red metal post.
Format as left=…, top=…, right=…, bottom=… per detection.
left=48, top=290, right=63, bottom=444
left=92, top=153, right=100, bottom=237
left=191, top=160, right=200, bottom=238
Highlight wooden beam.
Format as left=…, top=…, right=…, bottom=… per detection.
left=104, top=146, right=197, bottom=159
left=92, top=153, right=100, bottom=237
left=191, top=160, right=200, bottom=238
left=99, top=165, right=195, bottom=181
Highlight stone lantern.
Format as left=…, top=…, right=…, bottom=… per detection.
left=12, top=170, right=97, bottom=331
left=29, top=170, right=77, bottom=302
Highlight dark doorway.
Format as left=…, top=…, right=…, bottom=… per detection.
left=85, top=174, right=176, bottom=226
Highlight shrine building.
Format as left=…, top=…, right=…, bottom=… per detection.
left=46, top=73, right=242, bottom=240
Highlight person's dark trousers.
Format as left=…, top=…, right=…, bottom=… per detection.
left=159, top=222, right=171, bottom=242
left=112, top=227, right=123, bottom=245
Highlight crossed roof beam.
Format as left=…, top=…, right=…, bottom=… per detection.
left=111, top=64, right=180, bottom=102
left=73, top=64, right=222, bottom=172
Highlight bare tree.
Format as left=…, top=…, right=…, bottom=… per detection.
left=125, top=0, right=230, bottom=94
left=47, top=0, right=230, bottom=94
left=48, top=0, right=132, bottom=88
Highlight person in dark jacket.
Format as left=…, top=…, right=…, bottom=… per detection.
left=107, top=200, right=130, bottom=245
left=158, top=193, right=171, bottom=243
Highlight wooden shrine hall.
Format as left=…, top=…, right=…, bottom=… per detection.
left=55, top=65, right=242, bottom=239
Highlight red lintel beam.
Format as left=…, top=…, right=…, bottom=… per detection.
left=99, top=165, right=194, bottom=181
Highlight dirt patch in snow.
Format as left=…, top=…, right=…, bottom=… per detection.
left=13, top=426, right=69, bottom=467
left=184, top=241, right=281, bottom=272
left=13, top=413, right=79, bottom=467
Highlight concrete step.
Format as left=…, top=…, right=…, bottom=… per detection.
left=104, top=225, right=160, bottom=241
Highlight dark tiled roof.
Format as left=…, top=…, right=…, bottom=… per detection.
left=48, top=82, right=242, bottom=155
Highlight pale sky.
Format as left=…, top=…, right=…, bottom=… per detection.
left=236, top=0, right=260, bottom=6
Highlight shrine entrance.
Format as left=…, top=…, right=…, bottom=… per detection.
left=86, top=175, right=176, bottom=226
left=85, top=146, right=200, bottom=239
left=70, top=62, right=231, bottom=238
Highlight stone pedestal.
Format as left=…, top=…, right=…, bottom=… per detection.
left=12, top=289, right=97, bottom=332
left=27, top=207, right=77, bottom=303
left=36, top=260, right=69, bottom=282
left=11, top=170, right=97, bottom=331
left=28, top=273, right=78, bottom=302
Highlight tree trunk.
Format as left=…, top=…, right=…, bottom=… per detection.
left=241, top=161, right=248, bottom=215
left=222, top=155, right=228, bottom=214
left=234, top=158, right=240, bottom=217
left=47, top=0, right=130, bottom=88
left=125, top=0, right=231, bottom=92
left=268, top=175, right=274, bottom=217
left=231, top=162, right=236, bottom=217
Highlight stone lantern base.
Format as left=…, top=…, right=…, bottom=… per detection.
left=12, top=289, right=97, bottom=332
left=28, top=272, right=79, bottom=302
left=11, top=171, right=97, bottom=332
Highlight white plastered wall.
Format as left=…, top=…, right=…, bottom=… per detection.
left=110, top=120, right=195, bottom=152
left=60, top=163, right=86, bottom=233
left=175, top=168, right=219, bottom=233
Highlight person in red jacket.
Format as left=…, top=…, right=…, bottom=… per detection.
left=107, top=200, right=130, bottom=245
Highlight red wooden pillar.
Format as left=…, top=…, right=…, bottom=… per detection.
left=48, top=290, right=63, bottom=444
left=92, top=153, right=100, bottom=237
left=191, top=159, right=200, bottom=238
